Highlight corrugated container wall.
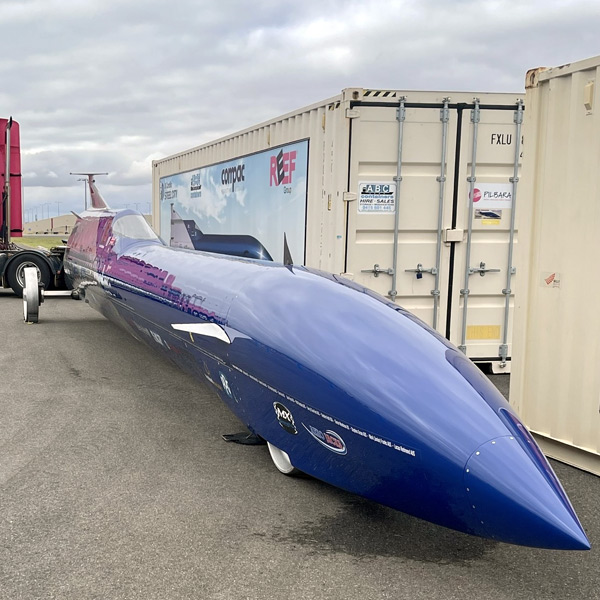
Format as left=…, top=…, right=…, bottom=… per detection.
left=153, top=96, right=348, bottom=272
left=153, top=88, right=523, bottom=367
left=511, top=56, right=600, bottom=475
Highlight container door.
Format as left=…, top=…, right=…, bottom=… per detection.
left=345, top=101, right=457, bottom=332
left=449, top=101, right=523, bottom=364
left=345, top=100, right=522, bottom=365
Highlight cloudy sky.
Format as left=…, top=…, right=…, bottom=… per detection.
left=2, top=0, right=598, bottom=221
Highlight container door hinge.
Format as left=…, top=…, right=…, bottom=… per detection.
left=346, top=108, right=360, bottom=119
left=343, top=192, right=357, bottom=203
left=471, top=99, right=481, bottom=124
left=498, top=343, right=509, bottom=366
left=514, top=102, right=524, bottom=125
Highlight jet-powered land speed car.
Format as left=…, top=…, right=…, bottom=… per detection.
left=26, top=176, right=589, bottom=550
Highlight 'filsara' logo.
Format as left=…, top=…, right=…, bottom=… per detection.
left=270, top=149, right=296, bottom=186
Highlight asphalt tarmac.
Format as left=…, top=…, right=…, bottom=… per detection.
left=1, top=288, right=598, bottom=600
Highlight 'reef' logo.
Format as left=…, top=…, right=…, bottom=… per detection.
left=270, top=149, right=296, bottom=186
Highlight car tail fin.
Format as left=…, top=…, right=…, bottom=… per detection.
left=70, top=172, right=109, bottom=210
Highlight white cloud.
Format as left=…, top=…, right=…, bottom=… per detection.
left=1, top=0, right=598, bottom=219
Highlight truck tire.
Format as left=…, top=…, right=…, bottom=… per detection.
left=6, top=255, right=52, bottom=298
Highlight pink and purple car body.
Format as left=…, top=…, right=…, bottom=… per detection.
left=61, top=178, right=590, bottom=551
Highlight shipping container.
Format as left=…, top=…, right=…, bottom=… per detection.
left=152, top=88, right=524, bottom=367
left=511, top=56, right=600, bottom=476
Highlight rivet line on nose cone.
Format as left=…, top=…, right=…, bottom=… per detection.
left=463, top=434, right=590, bottom=549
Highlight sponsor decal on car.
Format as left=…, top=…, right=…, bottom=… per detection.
left=273, top=402, right=297, bottom=435
left=303, top=424, right=347, bottom=455
left=231, top=363, right=417, bottom=458
left=220, top=372, right=234, bottom=400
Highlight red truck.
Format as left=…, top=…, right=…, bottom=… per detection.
left=0, top=117, right=65, bottom=296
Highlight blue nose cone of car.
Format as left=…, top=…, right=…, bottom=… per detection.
left=464, top=434, right=590, bottom=550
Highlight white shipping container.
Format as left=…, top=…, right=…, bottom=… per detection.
left=152, top=88, right=523, bottom=366
left=511, top=56, right=600, bottom=475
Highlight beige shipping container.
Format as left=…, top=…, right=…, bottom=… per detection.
left=152, top=88, right=523, bottom=367
left=511, top=56, right=600, bottom=476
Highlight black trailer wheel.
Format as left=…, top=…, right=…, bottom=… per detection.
left=6, top=255, right=52, bottom=298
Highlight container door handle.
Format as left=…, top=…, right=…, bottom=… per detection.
left=361, top=263, right=394, bottom=277
left=469, top=262, right=500, bottom=277
left=405, top=263, right=437, bottom=280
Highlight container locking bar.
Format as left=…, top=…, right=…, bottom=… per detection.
left=362, top=264, right=394, bottom=278
left=389, top=96, right=407, bottom=301
left=499, top=99, right=524, bottom=366
left=458, top=99, right=481, bottom=354
left=431, top=98, right=450, bottom=330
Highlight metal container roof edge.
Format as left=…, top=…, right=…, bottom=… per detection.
left=153, top=92, right=341, bottom=165
left=529, top=54, right=600, bottom=85
left=152, top=87, right=522, bottom=167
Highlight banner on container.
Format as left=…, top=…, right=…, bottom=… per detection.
left=358, top=182, right=396, bottom=213
left=159, top=140, right=308, bottom=264
left=470, top=183, right=513, bottom=209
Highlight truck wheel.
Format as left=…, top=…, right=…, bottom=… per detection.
left=7, top=255, right=52, bottom=298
